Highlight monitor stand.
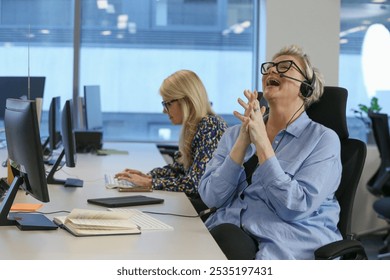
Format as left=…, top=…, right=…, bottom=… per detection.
left=0, top=176, right=58, bottom=230
left=8, top=212, right=58, bottom=230
left=64, top=178, right=83, bottom=188
left=46, top=149, right=84, bottom=188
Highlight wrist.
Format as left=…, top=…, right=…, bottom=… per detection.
left=255, top=142, right=274, bottom=164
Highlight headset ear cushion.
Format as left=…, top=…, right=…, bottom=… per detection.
left=300, top=71, right=316, bottom=98
left=300, top=82, right=312, bottom=98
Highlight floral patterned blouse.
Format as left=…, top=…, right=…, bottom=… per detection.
left=149, top=114, right=227, bottom=195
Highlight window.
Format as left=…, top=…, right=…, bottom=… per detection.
left=339, top=0, right=390, bottom=142
left=0, top=0, right=385, bottom=145
left=79, top=0, right=255, bottom=142
left=0, top=0, right=74, bottom=141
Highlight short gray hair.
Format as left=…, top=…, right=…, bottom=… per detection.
left=272, top=45, right=325, bottom=108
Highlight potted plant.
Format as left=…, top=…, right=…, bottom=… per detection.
left=358, top=97, right=382, bottom=114
left=353, top=97, right=382, bottom=144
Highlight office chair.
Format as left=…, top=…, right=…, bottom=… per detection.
left=224, top=87, right=367, bottom=259
left=156, top=144, right=179, bottom=164
left=366, top=112, right=390, bottom=197
left=305, top=86, right=368, bottom=260
left=156, top=143, right=210, bottom=215
left=361, top=112, right=390, bottom=259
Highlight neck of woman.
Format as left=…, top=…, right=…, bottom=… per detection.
left=266, top=102, right=305, bottom=133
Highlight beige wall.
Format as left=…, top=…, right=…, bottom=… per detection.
left=264, top=0, right=340, bottom=86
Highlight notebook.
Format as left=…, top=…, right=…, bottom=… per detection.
left=87, top=195, right=164, bottom=208
left=53, top=208, right=140, bottom=237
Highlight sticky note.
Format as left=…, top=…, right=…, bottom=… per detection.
left=10, top=203, right=43, bottom=212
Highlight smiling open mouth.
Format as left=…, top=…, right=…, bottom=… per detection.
left=266, top=79, right=280, bottom=86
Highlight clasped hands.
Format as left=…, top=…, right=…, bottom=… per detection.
left=115, top=168, right=152, bottom=188
left=233, top=89, right=267, bottom=148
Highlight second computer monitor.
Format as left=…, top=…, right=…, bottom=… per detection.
left=46, top=99, right=83, bottom=188
left=84, top=85, right=103, bottom=130
left=48, top=96, right=62, bottom=151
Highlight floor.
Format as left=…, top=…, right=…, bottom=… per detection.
left=360, top=233, right=390, bottom=260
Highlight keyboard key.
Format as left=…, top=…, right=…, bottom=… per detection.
left=108, top=208, right=173, bottom=231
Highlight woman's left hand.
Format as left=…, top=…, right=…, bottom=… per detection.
left=115, top=173, right=152, bottom=188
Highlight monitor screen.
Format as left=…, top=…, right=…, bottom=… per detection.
left=0, top=98, right=57, bottom=230
left=49, top=96, right=62, bottom=151
left=0, top=77, right=45, bottom=120
left=46, top=99, right=83, bottom=188
left=42, top=96, right=62, bottom=156
left=84, top=85, right=103, bottom=130
left=62, top=99, right=77, bottom=167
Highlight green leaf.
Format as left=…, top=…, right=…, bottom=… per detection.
left=358, top=104, right=369, bottom=113
left=370, top=97, right=382, bottom=113
left=358, top=97, right=382, bottom=114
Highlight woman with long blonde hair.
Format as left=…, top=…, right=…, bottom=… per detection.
left=116, top=70, right=227, bottom=198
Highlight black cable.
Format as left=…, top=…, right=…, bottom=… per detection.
left=204, top=102, right=307, bottom=215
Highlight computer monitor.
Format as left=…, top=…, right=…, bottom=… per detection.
left=46, top=100, right=83, bottom=188
left=0, top=98, right=57, bottom=230
left=0, top=77, right=46, bottom=120
left=84, top=85, right=103, bottom=130
left=42, top=96, right=62, bottom=155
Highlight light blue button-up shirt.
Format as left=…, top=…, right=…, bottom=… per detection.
left=198, top=112, right=343, bottom=259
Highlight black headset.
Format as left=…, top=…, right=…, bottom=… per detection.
left=300, top=71, right=316, bottom=98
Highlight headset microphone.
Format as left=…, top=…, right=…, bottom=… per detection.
left=279, top=73, right=315, bottom=98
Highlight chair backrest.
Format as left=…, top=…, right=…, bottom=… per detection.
left=306, top=86, right=367, bottom=238
left=367, top=112, right=390, bottom=196
left=306, top=86, right=349, bottom=140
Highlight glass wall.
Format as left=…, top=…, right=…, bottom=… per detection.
left=339, top=0, right=390, bottom=142
left=79, top=0, right=255, bottom=142
left=0, top=0, right=388, bottom=144
left=0, top=0, right=74, bottom=143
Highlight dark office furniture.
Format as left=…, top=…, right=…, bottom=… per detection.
left=367, top=112, right=390, bottom=197
left=156, top=144, right=209, bottom=215
left=210, top=87, right=367, bottom=259
left=306, top=86, right=367, bottom=260
left=363, top=112, right=390, bottom=258
left=157, top=144, right=178, bottom=163
left=370, top=197, right=390, bottom=259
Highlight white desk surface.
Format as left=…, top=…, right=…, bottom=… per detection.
left=0, top=142, right=226, bottom=260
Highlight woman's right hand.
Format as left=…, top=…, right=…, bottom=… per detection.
left=233, top=89, right=259, bottom=147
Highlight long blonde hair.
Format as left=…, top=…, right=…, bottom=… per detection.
left=159, top=70, right=214, bottom=169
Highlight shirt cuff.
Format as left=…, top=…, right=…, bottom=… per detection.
left=254, top=156, right=286, bottom=187
left=220, top=155, right=245, bottom=185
